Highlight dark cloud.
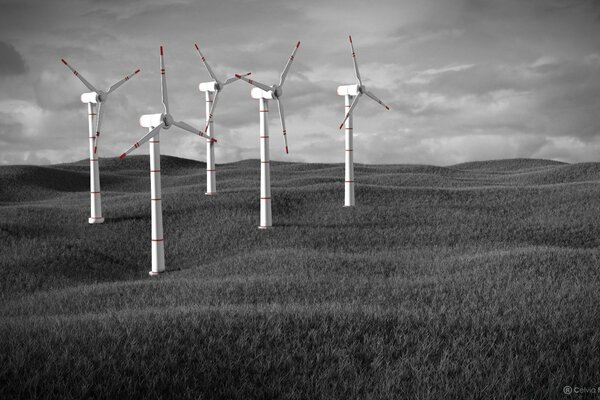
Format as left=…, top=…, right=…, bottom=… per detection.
left=0, top=42, right=27, bottom=75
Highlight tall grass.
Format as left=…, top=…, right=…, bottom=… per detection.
left=1, top=156, right=599, bottom=399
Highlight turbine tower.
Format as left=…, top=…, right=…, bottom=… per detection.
left=61, top=58, right=140, bottom=223
left=235, top=41, right=300, bottom=229
left=337, top=35, right=390, bottom=207
left=194, top=43, right=250, bottom=195
left=118, top=46, right=215, bottom=276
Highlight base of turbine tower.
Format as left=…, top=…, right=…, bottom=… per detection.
left=205, top=192, right=217, bottom=196
left=88, top=217, right=105, bottom=224
left=149, top=270, right=165, bottom=276
left=258, top=225, right=271, bottom=230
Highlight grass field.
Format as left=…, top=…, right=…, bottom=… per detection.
left=1, top=155, right=600, bottom=399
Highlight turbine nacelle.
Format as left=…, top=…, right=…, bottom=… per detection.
left=249, top=85, right=282, bottom=99
left=140, top=113, right=164, bottom=129
left=251, top=87, right=276, bottom=100
left=139, top=113, right=175, bottom=129
left=199, top=81, right=221, bottom=92
left=81, top=90, right=108, bottom=104
left=81, top=92, right=98, bottom=104
left=337, top=84, right=362, bottom=97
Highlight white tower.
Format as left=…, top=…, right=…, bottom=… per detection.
left=236, top=41, right=300, bottom=228
left=202, top=88, right=217, bottom=195
left=194, top=44, right=250, bottom=195
left=119, top=46, right=213, bottom=275
left=81, top=93, right=104, bottom=223
left=61, top=58, right=140, bottom=223
left=337, top=36, right=390, bottom=207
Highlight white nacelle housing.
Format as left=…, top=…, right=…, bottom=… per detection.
left=199, top=81, right=218, bottom=92
left=80, top=92, right=98, bottom=104
left=251, top=87, right=274, bottom=100
left=337, top=84, right=360, bottom=96
left=139, top=113, right=163, bottom=128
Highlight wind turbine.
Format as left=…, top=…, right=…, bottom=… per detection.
left=61, top=58, right=140, bottom=223
left=118, top=46, right=215, bottom=276
left=194, top=43, right=250, bottom=196
left=235, top=41, right=300, bottom=229
left=337, top=35, right=390, bottom=207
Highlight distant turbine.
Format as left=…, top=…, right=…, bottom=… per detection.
left=61, top=58, right=140, bottom=223
left=337, top=35, right=390, bottom=207
left=118, top=46, right=214, bottom=275
left=236, top=41, right=300, bottom=228
left=194, top=43, right=250, bottom=195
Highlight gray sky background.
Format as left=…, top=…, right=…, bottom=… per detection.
left=1, top=0, right=599, bottom=166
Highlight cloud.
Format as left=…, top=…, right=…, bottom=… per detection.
left=0, top=0, right=599, bottom=166
left=0, top=42, right=27, bottom=76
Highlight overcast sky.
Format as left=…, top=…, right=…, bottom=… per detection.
left=1, top=0, right=599, bottom=166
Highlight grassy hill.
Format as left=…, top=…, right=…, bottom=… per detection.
left=1, top=156, right=600, bottom=399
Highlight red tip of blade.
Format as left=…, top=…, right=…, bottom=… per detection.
left=285, top=146, right=289, bottom=154
left=211, top=138, right=218, bottom=143
left=339, top=123, right=344, bottom=130
left=349, top=35, right=353, bottom=43
left=119, top=153, right=126, bottom=160
left=61, top=59, right=67, bottom=65
left=235, top=74, right=241, bottom=78
left=135, top=69, right=141, bottom=74
left=194, top=43, right=199, bottom=50
left=296, top=41, right=300, bottom=48
left=160, top=46, right=164, bottom=55
left=385, top=106, right=390, bottom=110
left=94, top=146, right=98, bottom=154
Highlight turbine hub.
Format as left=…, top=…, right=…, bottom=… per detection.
left=163, top=113, right=173, bottom=129
left=273, top=85, right=282, bottom=98
left=358, top=85, right=365, bottom=94
left=96, top=90, right=108, bottom=102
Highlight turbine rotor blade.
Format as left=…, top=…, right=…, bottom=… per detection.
left=235, top=74, right=271, bottom=92
left=194, top=43, right=219, bottom=82
left=364, top=90, right=390, bottom=110
left=160, top=46, right=169, bottom=115
left=108, top=68, right=141, bottom=94
left=224, top=72, right=250, bottom=86
left=119, top=123, right=164, bottom=159
left=348, top=35, right=363, bottom=85
left=61, top=59, right=98, bottom=92
left=276, top=99, right=289, bottom=154
left=279, top=41, right=300, bottom=87
left=93, top=102, right=104, bottom=154
left=339, top=93, right=362, bottom=129
left=204, top=90, right=220, bottom=134
left=173, top=120, right=217, bottom=142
